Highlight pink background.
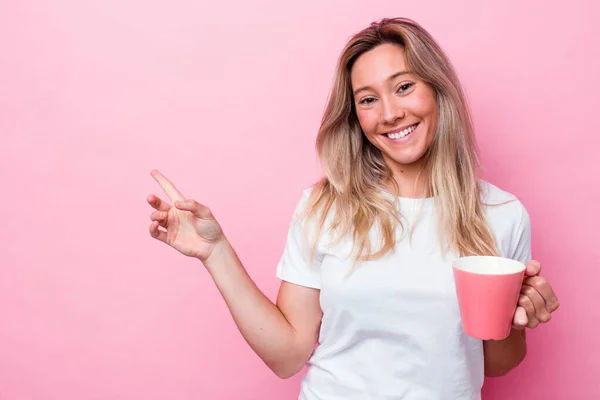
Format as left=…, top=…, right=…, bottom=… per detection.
left=1, top=0, right=598, bottom=399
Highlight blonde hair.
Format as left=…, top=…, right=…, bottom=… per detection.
left=303, top=17, right=499, bottom=262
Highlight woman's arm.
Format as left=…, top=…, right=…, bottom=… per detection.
left=205, top=240, right=322, bottom=378
left=148, top=170, right=322, bottom=378
left=483, top=260, right=560, bottom=377
left=483, top=328, right=526, bottom=376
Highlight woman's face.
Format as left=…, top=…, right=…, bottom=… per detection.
left=351, top=43, right=438, bottom=175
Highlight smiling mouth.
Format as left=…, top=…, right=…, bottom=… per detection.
left=384, top=123, right=419, bottom=140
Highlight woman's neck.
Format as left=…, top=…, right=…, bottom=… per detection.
left=386, top=164, right=431, bottom=199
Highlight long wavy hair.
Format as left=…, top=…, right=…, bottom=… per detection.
left=302, top=17, right=499, bottom=261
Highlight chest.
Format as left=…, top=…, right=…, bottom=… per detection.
left=318, top=227, right=462, bottom=320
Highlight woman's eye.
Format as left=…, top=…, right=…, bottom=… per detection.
left=359, top=97, right=376, bottom=105
left=397, top=83, right=414, bottom=93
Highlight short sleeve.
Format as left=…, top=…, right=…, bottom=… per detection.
left=508, top=202, right=532, bottom=264
left=275, top=190, right=324, bottom=289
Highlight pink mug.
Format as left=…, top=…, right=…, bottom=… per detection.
left=453, top=256, right=525, bottom=340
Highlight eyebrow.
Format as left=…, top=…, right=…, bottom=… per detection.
left=352, top=70, right=412, bottom=96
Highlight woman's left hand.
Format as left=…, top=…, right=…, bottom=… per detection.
left=513, top=260, right=560, bottom=330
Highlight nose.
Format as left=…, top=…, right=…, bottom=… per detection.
left=381, top=96, right=404, bottom=125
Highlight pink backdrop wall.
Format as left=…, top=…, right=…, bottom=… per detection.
left=1, top=0, right=598, bottom=399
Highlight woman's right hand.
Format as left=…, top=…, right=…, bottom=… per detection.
left=147, top=169, right=225, bottom=263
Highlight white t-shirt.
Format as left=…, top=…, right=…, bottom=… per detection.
left=276, top=181, right=532, bottom=400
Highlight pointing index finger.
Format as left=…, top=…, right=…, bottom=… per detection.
left=151, top=169, right=185, bottom=202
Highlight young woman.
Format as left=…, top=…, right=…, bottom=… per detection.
left=146, top=17, right=559, bottom=399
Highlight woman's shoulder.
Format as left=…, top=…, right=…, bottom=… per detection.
left=292, top=185, right=317, bottom=211
left=479, top=180, right=532, bottom=260
left=479, top=180, right=519, bottom=204
left=295, top=181, right=333, bottom=211
left=479, top=179, right=529, bottom=228
left=289, top=184, right=327, bottom=223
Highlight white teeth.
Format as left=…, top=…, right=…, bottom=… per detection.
left=387, top=124, right=417, bottom=139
